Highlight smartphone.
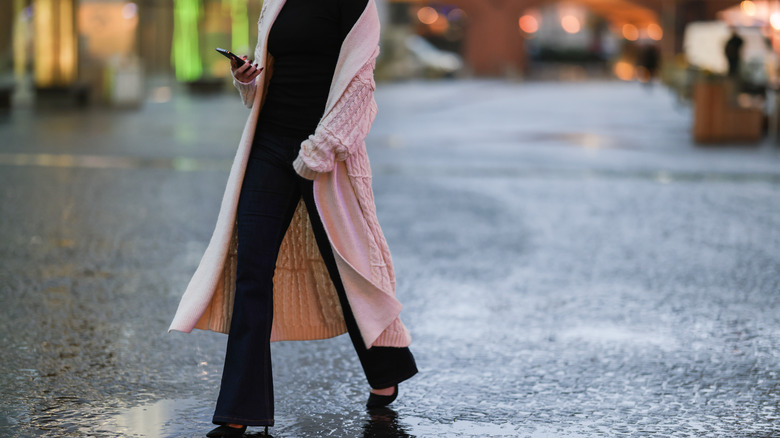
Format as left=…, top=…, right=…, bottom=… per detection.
left=216, top=48, right=246, bottom=66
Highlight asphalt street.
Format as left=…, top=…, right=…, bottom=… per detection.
left=1, top=80, right=779, bottom=437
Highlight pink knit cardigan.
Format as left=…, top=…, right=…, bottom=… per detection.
left=168, top=0, right=411, bottom=349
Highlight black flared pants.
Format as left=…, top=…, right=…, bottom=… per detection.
left=212, top=130, right=417, bottom=427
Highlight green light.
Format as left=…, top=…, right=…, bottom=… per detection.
left=13, top=0, right=28, bottom=79
left=227, top=0, right=250, bottom=53
left=172, top=0, right=203, bottom=81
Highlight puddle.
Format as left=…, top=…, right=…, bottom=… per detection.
left=99, top=398, right=203, bottom=438
left=522, top=132, right=629, bottom=150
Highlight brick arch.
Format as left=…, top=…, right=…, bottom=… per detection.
left=437, top=0, right=531, bottom=76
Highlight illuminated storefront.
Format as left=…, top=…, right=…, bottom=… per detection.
left=3, top=0, right=259, bottom=106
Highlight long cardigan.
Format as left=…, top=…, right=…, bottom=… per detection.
left=168, top=0, right=411, bottom=349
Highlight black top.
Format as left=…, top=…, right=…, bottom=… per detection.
left=257, top=0, right=368, bottom=138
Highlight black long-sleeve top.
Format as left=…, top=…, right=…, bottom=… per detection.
left=257, top=0, right=368, bottom=138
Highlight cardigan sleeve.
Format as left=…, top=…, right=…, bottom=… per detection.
left=231, top=68, right=258, bottom=109
left=292, top=59, right=378, bottom=180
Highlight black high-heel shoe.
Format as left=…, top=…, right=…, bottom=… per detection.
left=206, top=424, right=247, bottom=437
left=366, top=385, right=398, bottom=408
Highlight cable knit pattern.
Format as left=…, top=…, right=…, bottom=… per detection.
left=169, top=0, right=412, bottom=349
left=270, top=201, right=347, bottom=341
left=292, top=59, right=378, bottom=179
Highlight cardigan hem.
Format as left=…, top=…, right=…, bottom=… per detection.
left=269, top=322, right=347, bottom=343
left=372, top=330, right=412, bottom=348
left=172, top=317, right=411, bottom=349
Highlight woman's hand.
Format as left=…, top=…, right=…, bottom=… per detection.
left=232, top=56, right=263, bottom=84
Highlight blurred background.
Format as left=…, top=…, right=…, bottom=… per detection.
left=2, top=0, right=780, bottom=135
left=2, top=1, right=780, bottom=437
left=4, top=0, right=780, bottom=142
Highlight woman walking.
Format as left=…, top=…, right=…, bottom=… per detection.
left=168, top=0, right=417, bottom=436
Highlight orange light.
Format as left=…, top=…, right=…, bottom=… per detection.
left=614, top=61, right=635, bottom=81
left=519, top=15, right=539, bottom=34
left=741, top=0, right=757, bottom=16
left=647, top=23, right=663, bottom=41
left=561, top=15, right=580, bottom=34
left=429, top=15, right=449, bottom=34
left=622, top=24, right=639, bottom=41
left=417, top=6, right=438, bottom=25
left=772, top=13, right=780, bottom=30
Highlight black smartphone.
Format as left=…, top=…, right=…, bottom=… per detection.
left=216, top=48, right=246, bottom=66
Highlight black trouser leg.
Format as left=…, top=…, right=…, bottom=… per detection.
left=213, top=130, right=417, bottom=428
left=300, top=178, right=418, bottom=389
left=212, top=133, right=302, bottom=427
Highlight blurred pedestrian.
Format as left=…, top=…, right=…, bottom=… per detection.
left=725, top=28, right=744, bottom=78
left=762, top=37, right=779, bottom=89
left=168, top=0, right=418, bottom=436
left=761, top=37, right=780, bottom=141
left=636, top=42, right=660, bottom=86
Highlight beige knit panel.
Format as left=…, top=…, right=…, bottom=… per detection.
left=271, top=200, right=346, bottom=340
left=220, top=227, right=239, bottom=332
left=194, top=226, right=238, bottom=334
left=193, top=269, right=229, bottom=333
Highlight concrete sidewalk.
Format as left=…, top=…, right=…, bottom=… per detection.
left=1, top=80, right=779, bottom=437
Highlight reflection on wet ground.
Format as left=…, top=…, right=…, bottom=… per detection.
left=97, top=402, right=418, bottom=437
left=3, top=152, right=780, bottom=184
left=3, top=81, right=780, bottom=437
left=522, top=132, right=629, bottom=150
left=96, top=400, right=523, bottom=437
left=0, top=153, right=232, bottom=172
left=102, top=399, right=202, bottom=437
left=362, top=408, right=411, bottom=438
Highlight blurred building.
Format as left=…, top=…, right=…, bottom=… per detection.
left=1, top=0, right=261, bottom=107
left=0, top=0, right=767, bottom=108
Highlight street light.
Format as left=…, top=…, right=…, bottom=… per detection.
left=561, top=15, right=581, bottom=34
left=519, top=14, right=539, bottom=34
left=741, top=0, right=757, bottom=16
left=622, top=23, right=639, bottom=41
left=417, top=6, right=438, bottom=25
left=647, top=23, right=663, bottom=41
left=772, top=12, right=780, bottom=30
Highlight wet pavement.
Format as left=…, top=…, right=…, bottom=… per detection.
left=2, top=80, right=780, bottom=437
